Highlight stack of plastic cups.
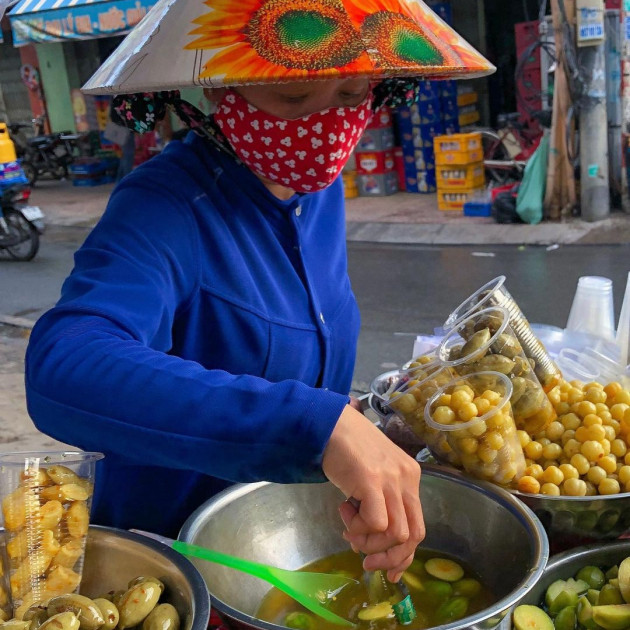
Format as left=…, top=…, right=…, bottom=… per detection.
left=0, top=451, right=103, bottom=618
left=617, top=272, right=630, bottom=373
left=444, top=276, right=562, bottom=392
left=425, top=372, right=526, bottom=486
left=566, top=276, right=616, bottom=342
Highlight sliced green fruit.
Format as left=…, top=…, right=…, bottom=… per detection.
left=284, top=612, right=316, bottom=630
left=588, top=590, right=601, bottom=606
left=577, top=567, right=607, bottom=591
left=612, top=580, right=621, bottom=590
left=513, top=605, right=554, bottom=630
left=592, top=604, right=630, bottom=630
left=578, top=595, right=599, bottom=630
left=599, top=585, right=624, bottom=606
left=547, top=581, right=568, bottom=609
left=422, top=579, right=453, bottom=603
left=402, top=571, right=424, bottom=591
left=618, top=558, right=630, bottom=604
left=425, top=558, right=465, bottom=582
left=453, top=578, right=482, bottom=598
left=358, top=602, right=395, bottom=622
left=566, top=578, right=590, bottom=596
left=608, top=567, right=620, bottom=581
left=549, top=590, right=579, bottom=615
left=554, top=606, right=577, bottom=630
left=436, top=597, right=469, bottom=624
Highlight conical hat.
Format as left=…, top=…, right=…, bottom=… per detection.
left=83, top=0, right=495, bottom=95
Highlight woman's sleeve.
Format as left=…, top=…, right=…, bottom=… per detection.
left=25, top=181, right=348, bottom=484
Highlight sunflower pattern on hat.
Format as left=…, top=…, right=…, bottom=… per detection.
left=185, top=0, right=493, bottom=84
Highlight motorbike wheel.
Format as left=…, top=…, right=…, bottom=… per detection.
left=53, top=163, right=68, bottom=180
left=3, top=209, right=40, bottom=261
left=21, top=161, right=38, bottom=187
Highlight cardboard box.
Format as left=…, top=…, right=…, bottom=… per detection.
left=403, top=147, right=436, bottom=172
left=357, top=172, right=399, bottom=196
left=412, top=123, right=444, bottom=148
left=417, top=81, right=440, bottom=101
left=355, top=150, right=396, bottom=174
left=437, top=80, right=457, bottom=99
left=357, top=127, right=395, bottom=152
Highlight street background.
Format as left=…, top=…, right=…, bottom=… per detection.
left=1, top=180, right=629, bottom=454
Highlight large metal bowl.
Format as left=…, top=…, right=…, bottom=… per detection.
left=498, top=539, right=630, bottom=630
left=75, top=526, right=210, bottom=630
left=506, top=489, right=630, bottom=554
left=179, top=465, right=549, bottom=630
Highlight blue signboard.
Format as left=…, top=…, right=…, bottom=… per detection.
left=10, top=0, right=157, bottom=47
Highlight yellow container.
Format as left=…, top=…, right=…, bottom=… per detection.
left=437, top=185, right=486, bottom=211
left=436, top=162, right=485, bottom=190
left=0, top=123, right=17, bottom=163
left=434, top=132, right=483, bottom=165
left=459, top=111, right=481, bottom=127
left=457, top=91, right=478, bottom=107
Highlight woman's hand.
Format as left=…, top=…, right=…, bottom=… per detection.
left=322, top=404, right=425, bottom=583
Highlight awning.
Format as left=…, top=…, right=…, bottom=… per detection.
left=9, top=0, right=157, bottom=47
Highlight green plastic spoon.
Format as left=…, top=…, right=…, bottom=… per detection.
left=171, top=540, right=357, bottom=627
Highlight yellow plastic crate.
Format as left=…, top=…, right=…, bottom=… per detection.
left=459, top=111, right=481, bottom=127
left=457, top=91, right=478, bottom=107
left=436, top=162, right=485, bottom=190
left=434, top=132, right=483, bottom=165
left=437, top=186, right=486, bottom=211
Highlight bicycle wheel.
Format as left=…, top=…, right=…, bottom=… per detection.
left=480, top=129, right=514, bottom=185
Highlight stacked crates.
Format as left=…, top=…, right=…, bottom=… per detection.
left=355, top=107, right=399, bottom=196
left=433, top=132, right=485, bottom=211
left=69, top=157, right=119, bottom=186
left=457, top=87, right=481, bottom=128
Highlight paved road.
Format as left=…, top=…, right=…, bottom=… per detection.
left=1, top=227, right=629, bottom=451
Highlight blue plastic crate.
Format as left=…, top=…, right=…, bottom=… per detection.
left=464, top=201, right=493, bottom=217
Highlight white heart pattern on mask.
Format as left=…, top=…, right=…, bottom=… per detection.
left=265, top=151, right=274, bottom=159
left=315, top=154, right=325, bottom=164
left=277, top=149, right=287, bottom=158
left=261, top=137, right=272, bottom=146
left=285, top=159, right=296, bottom=168
left=312, top=122, right=323, bottom=134
left=290, top=172, right=301, bottom=180
left=297, top=127, right=308, bottom=138
left=306, top=168, right=317, bottom=176
left=328, top=133, right=337, bottom=145
left=225, top=94, right=236, bottom=104
left=263, top=120, right=274, bottom=130
left=251, top=120, right=260, bottom=130
left=276, top=121, right=287, bottom=130
left=227, top=118, right=236, bottom=129
left=243, top=133, right=253, bottom=143
left=296, top=151, right=307, bottom=160
left=280, top=137, right=292, bottom=147
left=311, top=138, right=323, bottom=149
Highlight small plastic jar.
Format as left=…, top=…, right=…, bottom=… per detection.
left=425, top=372, right=526, bottom=486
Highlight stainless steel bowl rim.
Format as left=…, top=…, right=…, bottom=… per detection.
left=91, top=525, right=212, bottom=627
left=180, top=466, right=549, bottom=630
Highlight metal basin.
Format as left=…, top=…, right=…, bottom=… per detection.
left=179, top=465, right=549, bottom=630
left=79, top=526, right=210, bottom=630
left=507, top=489, right=630, bottom=554
left=498, top=539, right=630, bottom=630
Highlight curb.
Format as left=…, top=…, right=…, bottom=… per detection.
left=0, top=315, right=36, bottom=330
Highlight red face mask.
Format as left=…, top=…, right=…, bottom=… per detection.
left=214, top=89, right=374, bottom=193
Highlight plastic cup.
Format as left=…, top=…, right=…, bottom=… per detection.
left=0, top=451, right=103, bottom=617
left=616, top=271, right=630, bottom=368
left=378, top=364, right=461, bottom=467
left=425, top=372, right=526, bottom=486
left=443, top=276, right=562, bottom=391
left=436, top=306, right=557, bottom=435
left=566, top=276, right=616, bottom=342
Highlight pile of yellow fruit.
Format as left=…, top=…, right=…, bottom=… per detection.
left=516, top=380, right=630, bottom=497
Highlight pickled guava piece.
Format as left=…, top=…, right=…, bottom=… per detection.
left=549, top=590, right=579, bottom=615
left=436, top=597, right=469, bottom=623
left=577, top=567, right=607, bottom=591
left=588, top=590, right=601, bottom=606
left=402, top=571, right=423, bottom=591
left=513, top=605, right=554, bottom=630
left=358, top=602, right=395, bottom=621
left=592, top=604, right=630, bottom=630
left=547, top=581, right=568, bottom=608
left=578, top=595, right=599, bottom=630
left=599, top=585, right=624, bottom=607
left=554, top=606, right=577, bottom=630
left=425, top=558, right=465, bottom=582
left=284, top=612, right=316, bottom=630
left=618, top=558, right=630, bottom=604
left=453, top=578, right=482, bottom=598
left=566, top=578, right=590, bottom=595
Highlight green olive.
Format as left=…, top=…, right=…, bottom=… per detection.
left=127, top=577, right=165, bottom=595
left=46, top=595, right=104, bottom=630
left=141, top=605, right=179, bottom=630
left=39, top=612, right=80, bottom=630
left=91, top=600, right=118, bottom=630
left=1, top=621, right=31, bottom=630
left=117, top=583, right=161, bottom=629
left=26, top=611, right=48, bottom=630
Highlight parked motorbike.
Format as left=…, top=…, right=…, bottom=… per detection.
left=8, top=117, right=81, bottom=187
left=0, top=184, right=45, bottom=261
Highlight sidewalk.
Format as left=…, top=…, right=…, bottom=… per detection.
left=28, top=179, right=630, bottom=245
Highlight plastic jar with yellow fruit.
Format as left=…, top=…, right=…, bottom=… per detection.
left=425, top=371, right=526, bottom=486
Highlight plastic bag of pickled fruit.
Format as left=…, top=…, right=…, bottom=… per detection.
left=0, top=451, right=103, bottom=618
left=425, top=371, right=526, bottom=486
left=514, top=379, right=630, bottom=497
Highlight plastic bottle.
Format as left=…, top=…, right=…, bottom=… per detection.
left=0, top=123, right=17, bottom=163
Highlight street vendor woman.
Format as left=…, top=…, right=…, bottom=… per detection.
left=25, top=0, right=494, bottom=582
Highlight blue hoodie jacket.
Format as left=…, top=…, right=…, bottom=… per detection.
left=25, top=133, right=359, bottom=536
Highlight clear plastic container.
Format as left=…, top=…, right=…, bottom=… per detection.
left=425, top=372, right=526, bottom=486
left=566, top=276, right=616, bottom=342
left=437, top=306, right=556, bottom=435
left=0, top=451, right=103, bottom=617
left=382, top=365, right=461, bottom=467
left=444, top=276, right=562, bottom=392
